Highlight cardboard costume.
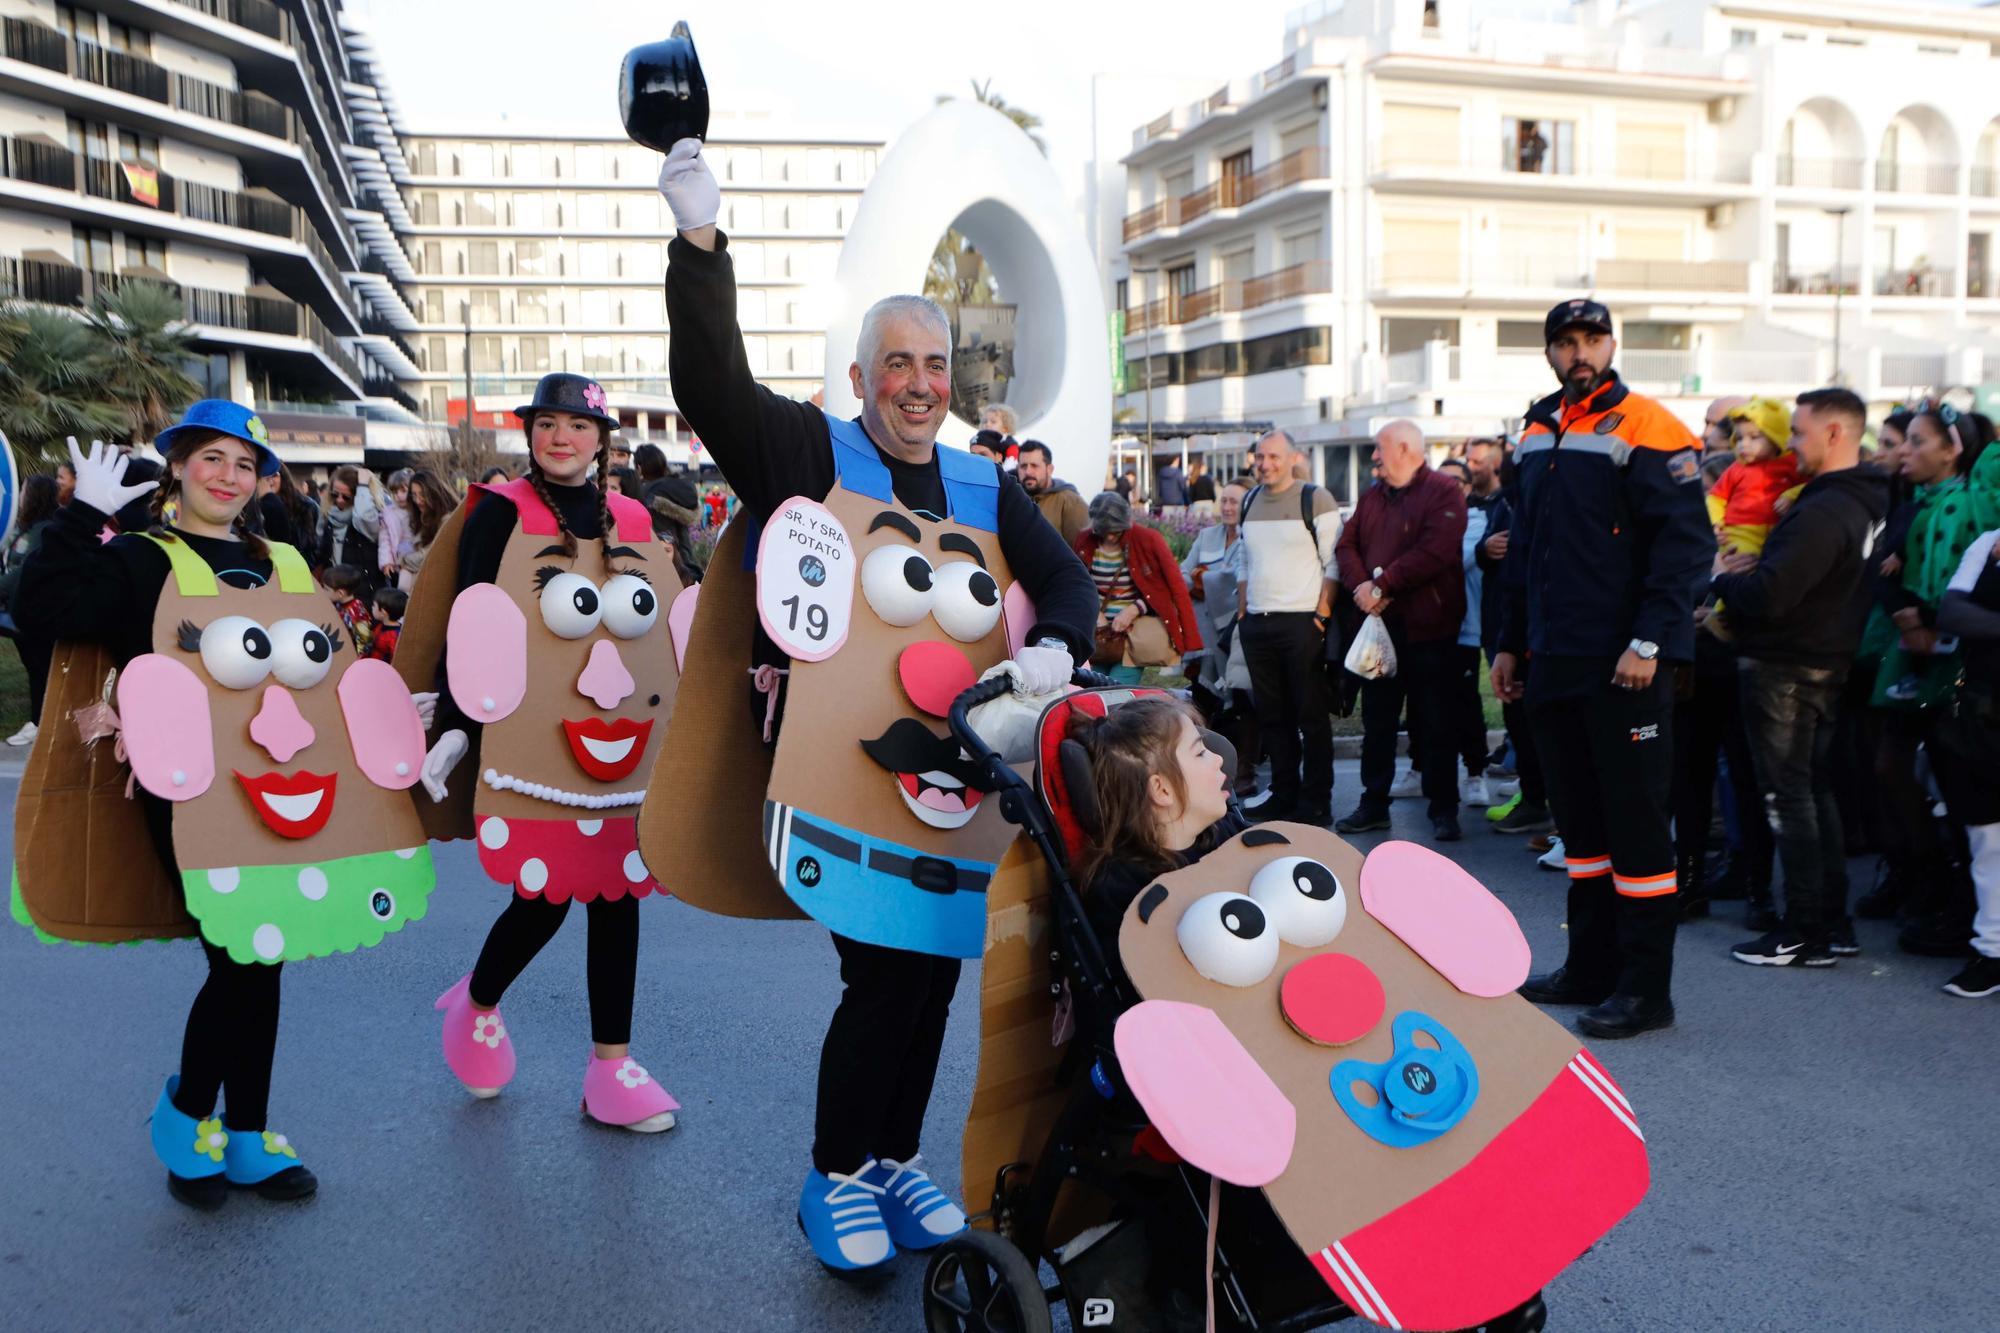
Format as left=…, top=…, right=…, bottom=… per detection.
left=1115, top=827, right=1648, bottom=1333
left=398, top=478, right=681, bottom=903
left=14, top=538, right=436, bottom=963
left=642, top=421, right=1029, bottom=958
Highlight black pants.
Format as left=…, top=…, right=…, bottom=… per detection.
left=1241, top=612, right=1333, bottom=814
left=1500, top=662, right=1547, bottom=807
left=469, top=893, right=640, bottom=1045
left=1739, top=660, right=1850, bottom=943
left=174, top=939, right=282, bottom=1132
left=1359, top=637, right=1459, bottom=818
left=1831, top=667, right=1884, bottom=854
left=1448, top=645, right=1490, bottom=777
left=1192, top=681, right=1263, bottom=794
left=813, top=933, right=961, bottom=1176
left=1528, top=657, right=1678, bottom=1002
left=1672, top=667, right=1771, bottom=879
left=1875, top=710, right=1946, bottom=871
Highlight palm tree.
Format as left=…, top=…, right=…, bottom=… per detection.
left=83, top=279, right=200, bottom=444
left=926, top=80, right=1048, bottom=315
left=0, top=306, right=125, bottom=466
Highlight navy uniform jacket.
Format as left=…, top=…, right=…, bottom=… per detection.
left=1499, top=372, right=1711, bottom=663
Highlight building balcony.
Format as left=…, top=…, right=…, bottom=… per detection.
left=1772, top=265, right=1860, bottom=296
left=1875, top=266, right=1954, bottom=299
left=1124, top=147, right=1330, bottom=244
left=167, top=0, right=289, bottom=42
left=1875, top=161, right=1959, bottom=197
left=1775, top=156, right=1865, bottom=192
left=1124, top=260, right=1333, bottom=334
left=1595, top=258, right=1751, bottom=294
left=1371, top=141, right=1755, bottom=205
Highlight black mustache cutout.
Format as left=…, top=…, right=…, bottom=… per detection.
left=860, top=718, right=988, bottom=790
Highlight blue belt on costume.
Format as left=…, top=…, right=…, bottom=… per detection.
left=764, top=800, right=994, bottom=959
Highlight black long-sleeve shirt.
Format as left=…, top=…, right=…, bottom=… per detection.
left=664, top=233, right=1096, bottom=664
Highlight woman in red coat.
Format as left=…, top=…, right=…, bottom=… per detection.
left=1075, top=491, right=1203, bottom=683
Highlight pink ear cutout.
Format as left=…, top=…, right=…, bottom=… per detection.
left=446, top=583, right=527, bottom=724
left=1113, top=999, right=1295, bottom=1187
left=1360, top=840, right=1532, bottom=997
left=338, top=658, right=426, bottom=789
left=1003, top=583, right=1037, bottom=658
left=116, top=654, right=215, bottom=801
left=667, top=584, right=699, bottom=672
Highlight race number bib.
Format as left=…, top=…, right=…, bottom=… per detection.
left=757, top=496, right=854, bottom=661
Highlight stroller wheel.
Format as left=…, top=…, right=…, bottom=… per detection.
left=921, top=1228, right=1053, bottom=1333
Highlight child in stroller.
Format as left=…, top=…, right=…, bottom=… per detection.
left=923, top=682, right=1565, bottom=1333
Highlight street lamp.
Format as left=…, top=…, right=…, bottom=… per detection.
left=461, top=299, right=474, bottom=461
left=1130, top=265, right=1158, bottom=453
left=1826, top=206, right=1849, bottom=386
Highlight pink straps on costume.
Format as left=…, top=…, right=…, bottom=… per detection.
left=750, top=664, right=789, bottom=743
left=468, top=478, right=655, bottom=543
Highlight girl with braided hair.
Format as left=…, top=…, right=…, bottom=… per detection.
left=411, top=373, right=685, bottom=1133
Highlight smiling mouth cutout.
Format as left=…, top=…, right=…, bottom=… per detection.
left=236, top=770, right=338, bottom=838
left=562, top=717, right=654, bottom=781
left=861, top=717, right=986, bottom=830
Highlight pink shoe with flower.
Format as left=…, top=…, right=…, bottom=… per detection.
left=435, top=973, right=516, bottom=1099
left=580, top=1051, right=679, bottom=1133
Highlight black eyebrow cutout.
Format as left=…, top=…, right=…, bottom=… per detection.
left=938, top=533, right=987, bottom=567
left=867, top=511, right=923, bottom=542
left=1138, top=884, right=1170, bottom=924
left=603, top=545, right=646, bottom=562
left=534, top=544, right=571, bottom=559
left=1241, top=829, right=1293, bottom=848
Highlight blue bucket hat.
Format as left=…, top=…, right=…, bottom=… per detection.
left=514, top=373, right=618, bottom=429
left=154, top=399, right=281, bottom=477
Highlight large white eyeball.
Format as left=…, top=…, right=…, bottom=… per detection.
left=539, top=571, right=602, bottom=639
left=1176, top=891, right=1280, bottom=988
left=1248, top=856, right=1348, bottom=948
left=930, top=560, right=1003, bottom=643
left=860, top=544, right=934, bottom=627
left=267, top=618, right=337, bottom=690
left=199, top=615, right=274, bottom=690
left=599, top=573, right=658, bottom=640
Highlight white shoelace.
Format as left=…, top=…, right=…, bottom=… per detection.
left=822, top=1158, right=890, bottom=1233
left=877, top=1154, right=956, bottom=1218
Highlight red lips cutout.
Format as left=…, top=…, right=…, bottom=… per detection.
left=235, top=769, right=339, bottom=839
left=561, top=716, right=655, bottom=781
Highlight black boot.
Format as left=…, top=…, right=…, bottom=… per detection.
left=1677, top=852, right=1709, bottom=921
left=1745, top=881, right=1780, bottom=933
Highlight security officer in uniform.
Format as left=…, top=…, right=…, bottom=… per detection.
left=1492, top=299, right=1712, bottom=1039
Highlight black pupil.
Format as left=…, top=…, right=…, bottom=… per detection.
left=1293, top=863, right=1338, bottom=901
left=303, top=632, right=330, bottom=664
left=970, top=571, right=998, bottom=606
left=572, top=585, right=598, bottom=616
left=1221, top=898, right=1266, bottom=940
left=242, top=628, right=271, bottom=660
left=902, top=556, right=932, bottom=592
left=632, top=587, right=655, bottom=616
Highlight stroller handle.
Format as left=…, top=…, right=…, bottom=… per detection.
left=947, top=666, right=1116, bottom=771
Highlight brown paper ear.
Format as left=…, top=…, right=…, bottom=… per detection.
left=395, top=500, right=476, bottom=842
left=14, top=642, right=192, bottom=943
left=638, top=520, right=802, bottom=919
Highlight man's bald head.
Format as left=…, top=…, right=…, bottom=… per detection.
left=1703, top=396, right=1749, bottom=455
left=1373, top=419, right=1427, bottom=488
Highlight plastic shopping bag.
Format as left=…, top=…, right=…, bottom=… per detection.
left=1344, top=613, right=1397, bottom=680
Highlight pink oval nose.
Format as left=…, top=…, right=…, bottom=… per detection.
left=897, top=640, right=977, bottom=718
left=249, top=684, right=316, bottom=763
left=576, top=637, right=635, bottom=709
left=1280, top=953, right=1385, bottom=1047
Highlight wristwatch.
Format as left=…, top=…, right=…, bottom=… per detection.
left=1628, top=638, right=1660, bottom=661
left=1034, top=635, right=1073, bottom=656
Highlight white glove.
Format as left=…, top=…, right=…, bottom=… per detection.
left=658, top=137, right=720, bottom=231
left=67, top=436, right=156, bottom=516
left=410, top=690, right=438, bottom=732
left=1009, top=644, right=1075, bottom=697
left=421, top=728, right=468, bottom=803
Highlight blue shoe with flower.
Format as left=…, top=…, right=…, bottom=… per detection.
left=862, top=1154, right=966, bottom=1250
left=797, top=1162, right=896, bottom=1279
left=149, top=1075, right=228, bottom=1211
left=224, top=1125, right=317, bottom=1201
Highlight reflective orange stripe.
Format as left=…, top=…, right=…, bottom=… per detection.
left=1613, top=871, right=1678, bottom=897
left=1566, top=855, right=1612, bottom=879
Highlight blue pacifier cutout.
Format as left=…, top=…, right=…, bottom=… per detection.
left=1331, top=1011, right=1480, bottom=1150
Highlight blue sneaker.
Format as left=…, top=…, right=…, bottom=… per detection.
left=864, top=1155, right=966, bottom=1250
left=224, top=1125, right=317, bottom=1200
left=149, top=1076, right=228, bottom=1211
left=798, top=1163, right=896, bottom=1276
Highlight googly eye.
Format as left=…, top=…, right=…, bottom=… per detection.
left=1247, top=856, right=1348, bottom=948
left=1176, top=891, right=1279, bottom=987
left=198, top=615, right=274, bottom=690
left=860, top=544, right=934, bottom=627
left=930, top=560, right=1003, bottom=642
left=267, top=618, right=336, bottom=690
left=539, top=571, right=602, bottom=639
left=599, top=573, right=658, bottom=639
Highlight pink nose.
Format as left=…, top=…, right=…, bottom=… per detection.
left=576, top=638, right=635, bottom=709
left=249, top=684, right=315, bottom=763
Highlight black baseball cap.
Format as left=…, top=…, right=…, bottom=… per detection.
left=1543, top=299, right=1613, bottom=343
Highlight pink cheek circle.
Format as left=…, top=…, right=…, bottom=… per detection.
left=1280, top=952, right=1386, bottom=1047
left=115, top=654, right=215, bottom=801
left=446, top=583, right=527, bottom=723
left=338, top=658, right=425, bottom=789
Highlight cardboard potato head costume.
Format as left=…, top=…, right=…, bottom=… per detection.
left=1114, top=825, right=1649, bottom=1332
left=396, top=372, right=687, bottom=1132
left=11, top=403, right=440, bottom=1208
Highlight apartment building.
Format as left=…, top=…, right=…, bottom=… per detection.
left=1107, top=0, right=2000, bottom=499
left=400, top=126, right=880, bottom=454
left=0, top=0, right=422, bottom=462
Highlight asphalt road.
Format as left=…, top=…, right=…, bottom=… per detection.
left=2, top=761, right=1994, bottom=1332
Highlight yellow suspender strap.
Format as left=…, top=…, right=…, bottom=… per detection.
left=140, top=535, right=313, bottom=595
left=267, top=542, right=313, bottom=593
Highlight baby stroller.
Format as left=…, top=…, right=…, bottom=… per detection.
left=921, top=678, right=1553, bottom=1333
